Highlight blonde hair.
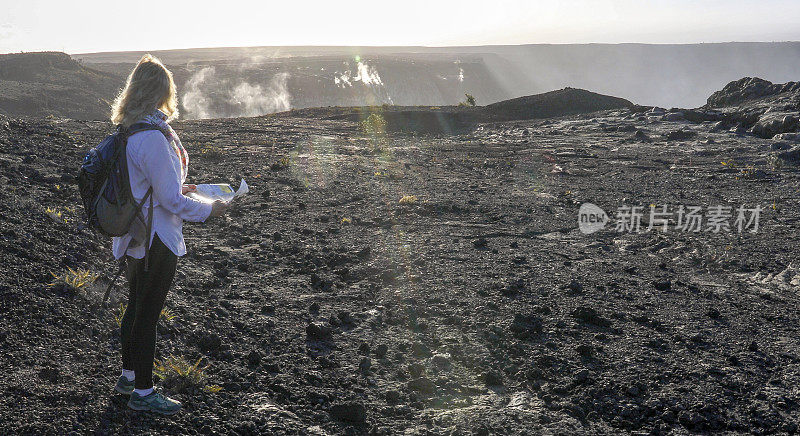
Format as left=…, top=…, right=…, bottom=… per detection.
left=110, top=54, right=178, bottom=127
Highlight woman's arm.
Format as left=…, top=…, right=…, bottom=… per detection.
left=136, top=131, right=213, bottom=222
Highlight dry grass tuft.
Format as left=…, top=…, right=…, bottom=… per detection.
left=49, top=268, right=98, bottom=293
left=154, top=355, right=212, bottom=393
left=399, top=195, right=418, bottom=204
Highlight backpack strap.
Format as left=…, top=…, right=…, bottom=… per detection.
left=143, top=187, right=154, bottom=272
left=102, top=259, right=126, bottom=304
left=126, top=122, right=162, bottom=136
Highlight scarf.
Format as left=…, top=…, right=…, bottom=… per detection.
left=141, top=109, right=188, bottom=180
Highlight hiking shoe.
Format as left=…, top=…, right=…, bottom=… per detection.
left=114, top=376, right=135, bottom=395
left=127, top=390, right=182, bottom=415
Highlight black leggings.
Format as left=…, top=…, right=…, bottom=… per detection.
left=120, top=234, right=177, bottom=389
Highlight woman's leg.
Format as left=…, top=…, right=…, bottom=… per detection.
left=128, top=235, right=178, bottom=390
left=120, top=257, right=141, bottom=373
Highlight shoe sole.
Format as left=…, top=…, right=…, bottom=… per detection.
left=127, top=402, right=181, bottom=415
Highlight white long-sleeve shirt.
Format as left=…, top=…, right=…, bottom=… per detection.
left=112, top=129, right=212, bottom=259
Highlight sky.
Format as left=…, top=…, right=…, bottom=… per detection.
left=1, top=0, right=799, bottom=54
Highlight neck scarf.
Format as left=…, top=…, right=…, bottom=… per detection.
left=141, top=109, right=188, bottom=181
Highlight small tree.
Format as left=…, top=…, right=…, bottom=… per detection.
left=459, top=93, right=477, bottom=107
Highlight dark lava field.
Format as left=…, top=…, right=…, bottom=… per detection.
left=2, top=80, right=800, bottom=435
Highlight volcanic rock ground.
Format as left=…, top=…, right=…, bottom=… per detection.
left=2, top=83, right=800, bottom=435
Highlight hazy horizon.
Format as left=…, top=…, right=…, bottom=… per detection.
left=56, top=41, right=799, bottom=57
left=2, top=0, right=799, bottom=54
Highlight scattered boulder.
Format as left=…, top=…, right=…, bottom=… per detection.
left=706, top=77, right=800, bottom=107
left=483, top=370, right=504, bottom=386
left=631, top=129, right=651, bottom=142
left=431, top=353, right=452, bottom=369
left=501, top=278, right=526, bottom=297
left=653, top=279, right=672, bottom=291
left=773, top=132, right=800, bottom=142
left=571, top=306, right=611, bottom=327
left=664, top=129, right=697, bottom=141
left=562, top=279, right=583, bottom=293
left=329, top=402, right=366, bottom=424
left=385, top=390, right=401, bottom=404
left=374, top=344, right=389, bottom=359
left=194, top=331, right=222, bottom=353
left=776, top=146, right=800, bottom=165
left=751, top=113, right=799, bottom=139
left=510, top=314, right=544, bottom=340
left=337, top=310, right=355, bottom=325
left=39, top=367, right=59, bottom=383
left=359, top=357, right=372, bottom=372
left=407, top=377, right=436, bottom=394
left=411, top=342, right=432, bottom=358
left=576, top=344, right=594, bottom=357
left=662, top=112, right=684, bottom=122
left=246, top=350, right=262, bottom=366
left=306, top=322, right=333, bottom=340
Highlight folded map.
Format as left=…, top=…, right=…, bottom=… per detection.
left=189, top=179, right=249, bottom=203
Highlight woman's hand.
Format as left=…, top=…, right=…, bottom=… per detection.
left=182, top=184, right=197, bottom=195
left=208, top=200, right=230, bottom=218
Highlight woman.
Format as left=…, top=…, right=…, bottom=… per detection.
left=109, top=54, right=228, bottom=415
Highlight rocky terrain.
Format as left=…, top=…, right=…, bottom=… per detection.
left=1, top=80, right=800, bottom=434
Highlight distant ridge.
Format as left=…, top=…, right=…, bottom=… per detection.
left=284, top=87, right=633, bottom=134
left=0, top=52, right=119, bottom=119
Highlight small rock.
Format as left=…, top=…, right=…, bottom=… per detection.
left=664, top=129, right=697, bottom=141
left=576, top=344, right=594, bottom=357
left=706, top=308, right=721, bottom=319
left=309, top=302, right=320, bottom=313
left=431, top=353, right=451, bottom=369
left=483, top=370, right=504, bottom=386
left=39, top=367, right=59, bottom=383
left=385, top=390, right=401, bottom=404
left=771, top=141, right=791, bottom=151
left=407, top=377, right=437, bottom=394
left=662, top=112, right=684, bottom=122
left=472, top=237, right=488, bottom=248
left=774, top=132, right=799, bottom=142
left=407, top=362, right=425, bottom=378
left=306, top=322, right=332, bottom=340
left=571, top=306, right=611, bottom=327
left=563, top=280, right=583, bottom=293
left=502, top=278, right=526, bottom=296
left=337, top=311, right=355, bottom=325
left=411, top=342, right=432, bottom=358
left=246, top=350, right=262, bottom=366
left=653, top=279, right=672, bottom=291
left=329, top=402, right=366, bottom=424
left=632, top=129, right=651, bottom=142
left=374, top=344, right=389, bottom=359
left=776, top=146, right=800, bottom=165
left=358, top=342, right=370, bottom=355
left=510, top=314, right=543, bottom=340
left=195, top=331, right=222, bottom=353
left=359, top=357, right=372, bottom=372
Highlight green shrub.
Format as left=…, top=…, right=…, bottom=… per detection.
left=361, top=113, right=387, bottom=135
